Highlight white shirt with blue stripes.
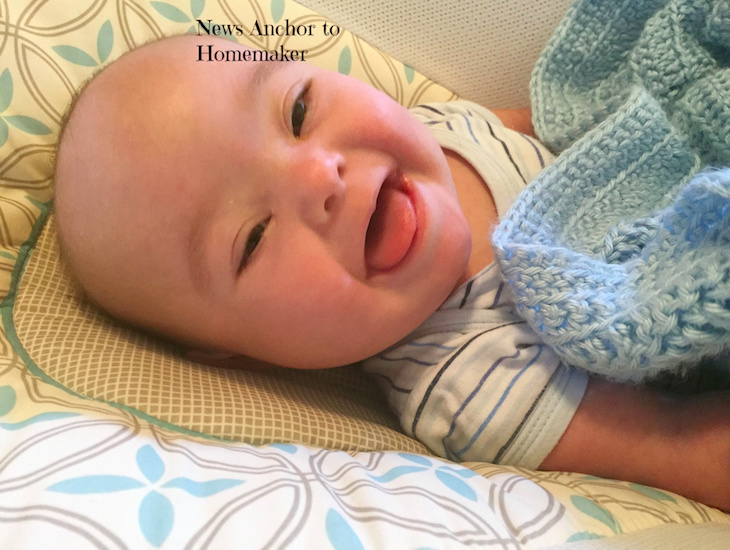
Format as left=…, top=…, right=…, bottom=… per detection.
left=362, top=100, right=588, bottom=468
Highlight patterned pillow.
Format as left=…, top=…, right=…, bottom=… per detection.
left=2, top=0, right=455, bottom=452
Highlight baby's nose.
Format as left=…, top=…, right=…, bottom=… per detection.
left=293, top=147, right=346, bottom=227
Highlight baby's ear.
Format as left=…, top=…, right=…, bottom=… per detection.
left=184, top=348, right=273, bottom=371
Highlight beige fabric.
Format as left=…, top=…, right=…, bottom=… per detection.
left=543, top=525, right=730, bottom=550
left=296, top=0, right=575, bottom=108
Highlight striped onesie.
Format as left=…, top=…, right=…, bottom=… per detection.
left=362, top=100, right=588, bottom=468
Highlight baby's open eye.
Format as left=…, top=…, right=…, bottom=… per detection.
left=291, top=85, right=309, bottom=138
left=239, top=219, right=268, bottom=272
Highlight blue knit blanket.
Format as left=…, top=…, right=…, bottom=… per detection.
left=492, top=0, right=730, bottom=382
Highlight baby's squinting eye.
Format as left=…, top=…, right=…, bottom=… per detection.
left=239, top=219, right=268, bottom=272
left=291, top=85, right=309, bottom=138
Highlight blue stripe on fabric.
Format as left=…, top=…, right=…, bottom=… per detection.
left=519, top=133, right=546, bottom=169
left=492, top=367, right=554, bottom=463
left=489, top=282, right=504, bottom=310
left=485, top=121, right=526, bottom=183
left=460, top=114, right=480, bottom=145
left=441, top=348, right=521, bottom=461
left=407, top=341, right=458, bottom=351
left=410, top=331, right=488, bottom=436
left=370, top=373, right=411, bottom=394
left=459, top=280, right=474, bottom=309
left=415, top=104, right=444, bottom=116
left=376, top=354, right=437, bottom=367
left=453, top=345, right=545, bottom=457
left=410, top=321, right=526, bottom=437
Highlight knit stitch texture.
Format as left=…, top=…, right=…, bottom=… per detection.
left=492, top=0, right=730, bottom=382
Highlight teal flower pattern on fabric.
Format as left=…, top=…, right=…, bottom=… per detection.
left=568, top=495, right=623, bottom=542
left=337, top=46, right=351, bottom=75
left=404, top=64, right=415, bottom=84
left=0, top=385, right=14, bottom=417
left=52, top=20, right=114, bottom=67
left=271, top=0, right=285, bottom=23
left=48, top=444, right=243, bottom=547
left=151, top=0, right=214, bottom=37
left=326, top=508, right=365, bottom=550
left=360, top=452, right=480, bottom=501
left=628, top=483, right=678, bottom=503
left=324, top=452, right=483, bottom=548
left=397, top=452, right=480, bottom=501
left=0, top=70, right=52, bottom=147
left=0, top=385, right=78, bottom=430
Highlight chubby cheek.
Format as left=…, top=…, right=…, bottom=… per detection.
left=244, top=255, right=365, bottom=366
left=253, top=258, right=432, bottom=367
left=341, top=80, right=441, bottom=169
left=280, top=260, right=354, bottom=326
left=439, top=189, right=473, bottom=267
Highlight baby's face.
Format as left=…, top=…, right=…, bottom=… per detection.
left=56, top=36, right=471, bottom=368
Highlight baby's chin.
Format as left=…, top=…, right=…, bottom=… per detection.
left=183, top=350, right=276, bottom=372
left=262, top=345, right=382, bottom=370
left=228, top=329, right=395, bottom=370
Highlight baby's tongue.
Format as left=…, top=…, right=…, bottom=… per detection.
left=365, top=187, right=416, bottom=271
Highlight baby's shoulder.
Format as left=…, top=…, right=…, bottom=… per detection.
left=409, top=100, right=504, bottom=127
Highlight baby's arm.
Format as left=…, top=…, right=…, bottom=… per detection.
left=540, top=376, right=730, bottom=511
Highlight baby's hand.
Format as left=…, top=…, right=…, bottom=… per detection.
left=540, top=377, right=730, bottom=512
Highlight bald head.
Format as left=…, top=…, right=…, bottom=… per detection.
left=53, top=35, right=246, bottom=337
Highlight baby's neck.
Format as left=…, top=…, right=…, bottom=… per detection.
left=444, top=148, right=499, bottom=290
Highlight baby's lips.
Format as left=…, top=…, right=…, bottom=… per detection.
left=364, top=183, right=417, bottom=272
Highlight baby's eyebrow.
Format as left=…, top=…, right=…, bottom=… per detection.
left=247, top=60, right=283, bottom=96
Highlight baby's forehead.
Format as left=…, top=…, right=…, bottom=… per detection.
left=59, top=35, right=282, bottom=233
left=88, top=38, right=189, bottom=104
left=57, top=39, right=200, bottom=220
left=96, top=35, right=261, bottom=90
left=88, top=36, right=272, bottom=133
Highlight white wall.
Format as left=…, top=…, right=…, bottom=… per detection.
left=296, top=0, right=575, bottom=108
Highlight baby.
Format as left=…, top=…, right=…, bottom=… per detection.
left=53, top=35, right=729, bottom=511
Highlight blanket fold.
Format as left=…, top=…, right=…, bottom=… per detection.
left=492, top=0, right=730, bottom=382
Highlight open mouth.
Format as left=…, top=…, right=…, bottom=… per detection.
left=364, top=170, right=417, bottom=272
